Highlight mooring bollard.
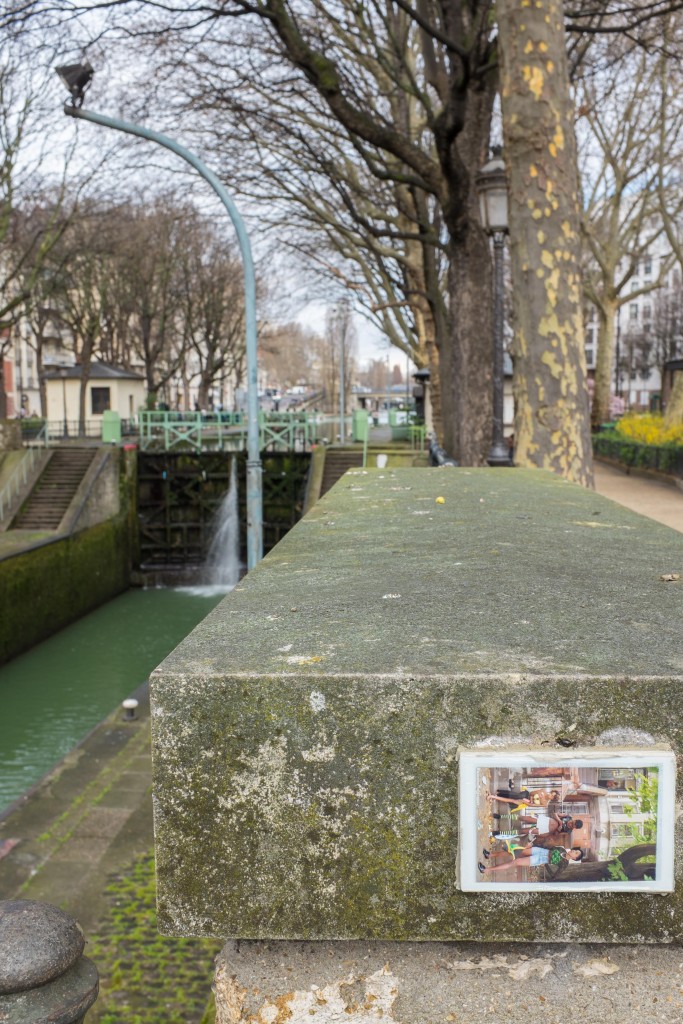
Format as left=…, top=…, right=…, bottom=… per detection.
left=122, top=697, right=139, bottom=721
left=0, top=900, right=99, bottom=1024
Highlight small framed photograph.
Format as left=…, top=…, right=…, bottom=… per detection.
left=458, top=748, right=675, bottom=893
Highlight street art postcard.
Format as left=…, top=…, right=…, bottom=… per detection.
left=458, top=748, right=675, bottom=893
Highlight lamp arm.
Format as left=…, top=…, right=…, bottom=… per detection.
left=64, top=103, right=262, bottom=568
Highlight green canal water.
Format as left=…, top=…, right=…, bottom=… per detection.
left=0, top=587, right=224, bottom=813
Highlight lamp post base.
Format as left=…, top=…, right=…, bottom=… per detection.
left=487, top=442, right=511, bottom=466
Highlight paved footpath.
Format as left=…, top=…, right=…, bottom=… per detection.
left=594, top=461, right=683, bottom=533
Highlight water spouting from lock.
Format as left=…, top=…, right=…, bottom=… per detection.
left=178, top=457, right=241, bottom=597
left=204, top=457, right=241, bottom=590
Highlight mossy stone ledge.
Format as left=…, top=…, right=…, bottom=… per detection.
left=151, top=468, right=683, bottom=943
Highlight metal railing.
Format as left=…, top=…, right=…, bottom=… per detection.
left=0, top=423, right=50, bottom=520
left=409, top=424, right=427, bottom=450
left=136, top=409, right=426, bottom=455
left=137, top=410, right=344, bottom=453
left=428, top=432, right=458, bottom=467
left=45, top=419, right=107, bottom=439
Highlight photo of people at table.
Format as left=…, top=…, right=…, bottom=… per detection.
left=475, top=763, right=659, bottom=884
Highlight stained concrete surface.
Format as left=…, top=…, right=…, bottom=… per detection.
left=152, top=469, right=683, bottom=942
left=214, top=939, right=683, bottom=1024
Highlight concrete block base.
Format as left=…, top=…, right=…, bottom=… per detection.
left=214, top=939, right=683, bottom=1024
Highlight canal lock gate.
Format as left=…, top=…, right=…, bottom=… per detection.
left=135, top=450, right=311, bottom=581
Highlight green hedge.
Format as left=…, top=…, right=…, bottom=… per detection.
left=0, top=515, right=132, bottom=665
left=593, top=431, right=683, bottom=477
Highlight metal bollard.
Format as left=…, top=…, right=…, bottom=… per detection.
left=122, top=697, right=139, bottom=721
left=0, top=899, right=99, bottom=1024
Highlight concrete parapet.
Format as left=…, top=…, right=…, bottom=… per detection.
left=151, top=468, right=683, bottom=950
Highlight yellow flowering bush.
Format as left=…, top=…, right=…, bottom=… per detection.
left=614, top=413, right=683, bottom=447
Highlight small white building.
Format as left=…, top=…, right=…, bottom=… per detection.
left=44, top=361, right=146, bottom=434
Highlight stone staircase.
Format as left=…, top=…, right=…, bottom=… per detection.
left=319, top=448, right=365, bottom=497
left=12, top=448, right=96, bottom=530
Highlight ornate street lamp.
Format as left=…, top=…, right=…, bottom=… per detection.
left=476, top=147, right=510, bottom=466
left=55, top=62, right=263, bottom=568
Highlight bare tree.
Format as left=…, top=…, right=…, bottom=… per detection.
left=260, top=323, right=318, bottom=393
left=8, top=0, right=683, bottom=476
left=179, top=217, right=246, bottom=410
left=577, top=34, right=682, bottom=427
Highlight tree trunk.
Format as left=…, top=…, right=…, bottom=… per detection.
left=0, top=359, right=7, bottom=419
left=78, top=336, right=95, bottom=437
left=665, top=371, right=683, bottom=426
left=445, top=232, right=493, bottom=462
left=497, top=0, right=593, bottom=486
left=592, top=299, right=616, bottom=428
left=441, top=78, right=496, bottom=465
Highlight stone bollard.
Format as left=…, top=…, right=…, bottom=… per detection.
left=0, top=900, right=98, bottom=1024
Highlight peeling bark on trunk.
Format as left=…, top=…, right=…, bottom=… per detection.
left=593, top=300, right=616, bottom=428
left=498, top=0, right=593, bottom=486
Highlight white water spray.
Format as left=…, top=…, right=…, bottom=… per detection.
left=206, top=457, right=240, bottom=587
left=178, top=458, right=241, bottom=597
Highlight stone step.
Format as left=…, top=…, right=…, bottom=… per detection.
left=12, top=449, right=96, bottom=530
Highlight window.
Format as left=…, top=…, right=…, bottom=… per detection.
left=612, top=822, right=643, bottom=838
left=643, top=256, right=652, bottom=276
left=91, top=387, right=111, bottom=415
left=643, top=304, right=652, bottom=321
left=629, top=303, right=638, bottom=321
left=585, top=348, right=595, bottom=367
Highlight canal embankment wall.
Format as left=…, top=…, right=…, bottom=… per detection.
left=0, top=449, right=138, bottom=665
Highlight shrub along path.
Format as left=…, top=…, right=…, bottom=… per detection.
left=0, top=686, right=218, bottom=1023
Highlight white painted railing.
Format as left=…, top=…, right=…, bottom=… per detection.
left=0, top=424, right=50, bottom=521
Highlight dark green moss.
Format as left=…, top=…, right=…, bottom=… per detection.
left=0, top=513, right=133, bottom=665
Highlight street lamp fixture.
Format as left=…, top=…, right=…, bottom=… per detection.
left=55, top=61, right=93, bottom=107
left=55, top=61, right=263, bottom=568
left=475, top=147, right=510, bottom=467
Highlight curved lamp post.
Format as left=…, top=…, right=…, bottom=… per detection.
left=475, top=147, right=511, bottom=467
left=55, top=61, right=263, bottom=568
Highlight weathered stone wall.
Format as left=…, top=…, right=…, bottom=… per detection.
left=0, top=452, right=137, bottom=664
left=62, top=449, right=122, bottom=534
left=213, top=939, right=683, bottom=1024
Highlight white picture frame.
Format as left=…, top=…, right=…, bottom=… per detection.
left=458, top=747, right=675, bottom=893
